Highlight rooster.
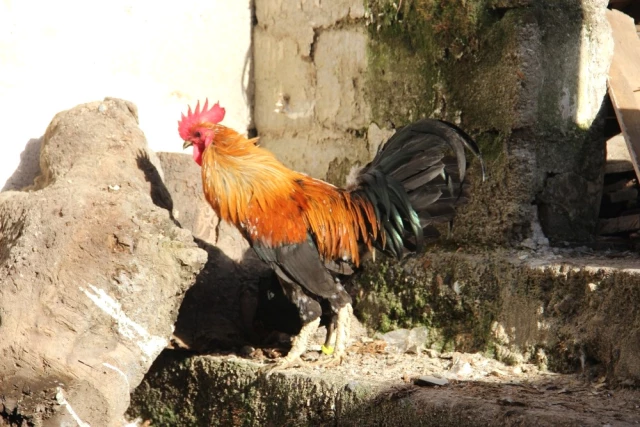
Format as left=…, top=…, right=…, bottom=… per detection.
left=179, top=100, right=484, bottom=370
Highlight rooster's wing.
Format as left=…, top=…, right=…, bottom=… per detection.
left=252, top=235, right=348, bottom=302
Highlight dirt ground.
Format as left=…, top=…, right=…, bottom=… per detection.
left=209, top=339, right=640, bottom=426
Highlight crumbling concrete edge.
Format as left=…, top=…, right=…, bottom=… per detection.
left=351, top=248, right=640, bottom=387
left=129, top=350, right=620, bottom=427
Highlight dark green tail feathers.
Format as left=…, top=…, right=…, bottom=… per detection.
left=353, top=119, right=484, bottom=258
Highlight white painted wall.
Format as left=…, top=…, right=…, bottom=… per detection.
left=0, top=0, right=252, bottom=190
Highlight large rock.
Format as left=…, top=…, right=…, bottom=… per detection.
left=0, top=98, right=207, bottom=426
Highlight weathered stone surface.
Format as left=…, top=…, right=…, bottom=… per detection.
left=315, top=29, right=370, bottom=130
left=255, top=0, right=365, bottom=48
left=253, top=0, right=375, bottom=185
left=129, top=351, right=640, bottom=426
left=351, top=249, right=640, bottom=386
left=128, top=247, right=640, bottom=425
left=253, top=28, right=316, bottom=134
left=155, top=152, right=218, bottom=246
left=0, top=98, right=207, bottom=426
left=366, top=0, right=611, bottom=245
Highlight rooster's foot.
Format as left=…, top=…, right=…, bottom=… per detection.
left=310, top=347, right=346, bottom=368
left=313, top=304, right=352, bottom=368
left=261, top=355, right=307, bottom=377
left=261, top=317, right=320, bottom=378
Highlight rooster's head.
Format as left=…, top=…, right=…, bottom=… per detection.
left=179, top=99, right=226, bottom=165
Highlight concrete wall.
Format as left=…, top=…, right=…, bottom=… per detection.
left=0, top=0, right=253, bottom=191
left=253, top=1, right=379, bottom=182
left=253, top=0, right=613, bottom=245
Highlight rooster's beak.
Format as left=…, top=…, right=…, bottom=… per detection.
left=183, top=141, right=193, bottom=150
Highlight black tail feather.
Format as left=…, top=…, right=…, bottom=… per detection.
left=353, top=119, right=483, bottom=259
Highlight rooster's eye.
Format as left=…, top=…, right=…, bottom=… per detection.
left=194, top=131, right=201, bottom=138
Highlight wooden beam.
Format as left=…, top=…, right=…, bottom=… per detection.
left=609, top=0, right=632, bottom=8
left=599, top=213, right=640, bottom=234
left=606, top=187, right=638, bottom=203
left=607, top=9, right=640, bottom=181
left=603, top=177, right=633, bottom=193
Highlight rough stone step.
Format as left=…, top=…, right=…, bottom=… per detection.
left=128, top=351, right=640, bottom=426
left=349, top=249, right=640, bottom=387
left=128, top=248, right=640, bottom=426
left=143, top=151, right=640, bottom=425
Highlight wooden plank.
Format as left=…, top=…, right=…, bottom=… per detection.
left=606, top=187, right=638, bottom=203
left=603, top=177, right=633, bottom=193
left=598, top=213, right=640, bottom=235
left=594, top=235, right=634, bottom=250
left=609, top=0, right=632, bottom=8
left=607, top=9, right=640, bottom=181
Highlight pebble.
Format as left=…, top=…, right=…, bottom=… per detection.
left=239, top=345, right=255, bottom=357
left=413, top=375, right=449, bottom=387
left=450, top=361, right=473, bottom=377
left=424, top=349, right=439, bottom=358
left=303, top=351, right=320, bottom=362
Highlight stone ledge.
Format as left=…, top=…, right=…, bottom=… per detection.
left=129, top=351, right=640, bottom=426
left=129, top=247, right=640, bottom=425
left=352, top=248, right=640, bottom=386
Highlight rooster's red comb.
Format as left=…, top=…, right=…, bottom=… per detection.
left=178, top=99, right=226, bottom=140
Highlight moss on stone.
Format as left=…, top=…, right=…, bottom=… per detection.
left=325, top=156, right=361, bottom=187
left=129, top=352, right=386, bottom=426
left=352, top=248, right=500, bottom=353
left=364, top=0, right=517, bottom=130
left=364, top=0, right=607, bottom=245
left=351, top=248, right=640, bottom=384
left=363, top=1, right=532, bottom=246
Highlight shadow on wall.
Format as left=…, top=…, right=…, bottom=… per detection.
left=2, top=138, right=42, bottom=191
left=134, top=150, right=295, bottom=355
left=170, top=238, right=297, bottom=354
left=135, top=150, right=177, bottom=224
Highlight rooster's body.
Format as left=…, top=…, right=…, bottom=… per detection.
left=179, top=100, right=483, bottom=369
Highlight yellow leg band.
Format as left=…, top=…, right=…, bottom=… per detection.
left=321, top=345, right=334, bottom=355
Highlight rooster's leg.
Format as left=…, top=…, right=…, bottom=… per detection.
left=333, top=303, right=352, bottom=358
left=321, top=317, right=336, bottom=354
left=263, top=317, right=320, bottom=376
left=315, top=303, right=352, bottom=367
